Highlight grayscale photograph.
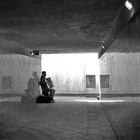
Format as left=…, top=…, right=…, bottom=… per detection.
left=0, top=0, right=139, bottom=140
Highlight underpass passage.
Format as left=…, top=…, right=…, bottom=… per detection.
left=0, top=96, right=139, bottom=140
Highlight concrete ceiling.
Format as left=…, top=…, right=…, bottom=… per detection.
left=0, top=0, right=123, bottom=54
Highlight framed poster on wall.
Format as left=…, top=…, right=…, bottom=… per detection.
left=86, top=75, right=96, bottom=88
left=100, top=75, right=110, bottom=88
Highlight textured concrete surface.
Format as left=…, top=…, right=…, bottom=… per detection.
left=0, top=54, right=41, bottom=95
left=100, top=53, right=140, bottom=94
left=99, top=6, right=140, bottom=94
left=0, top=0, right=123, bottom=54
left=0, top=96, right=139, bottom=140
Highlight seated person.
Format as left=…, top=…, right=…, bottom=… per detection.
left=39, top=71, right=55, bottom=102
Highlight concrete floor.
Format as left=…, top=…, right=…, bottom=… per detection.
left=0, top=96, right=139, bottom=140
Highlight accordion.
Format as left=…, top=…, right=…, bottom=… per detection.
left=46, top=77, right=54, bottom=88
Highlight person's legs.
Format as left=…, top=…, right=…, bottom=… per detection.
left=49, top=89, right=55, bottom=101
left=42, top=88, right=49, bottom=96
left=41, top=88, right=55, bottom=103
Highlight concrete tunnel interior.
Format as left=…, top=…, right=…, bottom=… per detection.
left=0, top=0, right=140, bottom=140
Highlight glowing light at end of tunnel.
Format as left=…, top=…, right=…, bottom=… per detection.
left=41, top=53, right=99, bottom=77
left=125, top=0, right=133, bottom=11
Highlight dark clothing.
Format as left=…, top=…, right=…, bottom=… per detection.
left=39, top=76, right=49, bottom=90
left=36, top=95, right=54, bottom=103
left=39, top=76, right=55, bottom=100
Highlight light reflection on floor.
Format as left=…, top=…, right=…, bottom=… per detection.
left=0, top=96, right=139, bottom=140
left=0, top=99, right=8, bottom=102
left=73, top=99, right=125, bottom=103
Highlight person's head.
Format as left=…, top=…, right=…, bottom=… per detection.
left=32, top=71, right=38, bottom=77
left=42, top=71, right=46, bottom=77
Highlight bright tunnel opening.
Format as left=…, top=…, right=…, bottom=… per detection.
left=41, top=53, right=100, bottom=94
left=41, top=53, right=99, bottom=75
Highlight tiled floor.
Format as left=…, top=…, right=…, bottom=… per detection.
left=0, top=96, right=139, bottom=140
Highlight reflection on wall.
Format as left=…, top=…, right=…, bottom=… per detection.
left=25, top=71, right=40, bottom=98
left=42, top=53, right=99, bottom=94
left=0, top=55, right=41, bottom=95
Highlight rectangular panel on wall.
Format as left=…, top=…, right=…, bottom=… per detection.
left=2, top=76, right=12, bottom=89
left=86, top=75, right=96, bottom=88
left=100, top=75, right=110, bottom=88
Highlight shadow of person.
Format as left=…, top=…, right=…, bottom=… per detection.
left=21, top=71, right=40, bottom=104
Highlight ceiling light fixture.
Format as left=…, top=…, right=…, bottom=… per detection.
left=125, top=0, right=133, bottom=11
left=30, top=50, right=39, bottom=56
left=125, top=0, right=135, bottom=17
left=30, top=51, right=34, bottom=56
left=101, top=45, right=105, bottom=49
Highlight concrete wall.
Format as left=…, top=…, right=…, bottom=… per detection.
left=99, top=9, right=140, bottom=95
left=42, top=54, right=99, bottom=94
left=0, top=54, right=41, bottom=96
left=100, top=52, right=140, bottom=94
